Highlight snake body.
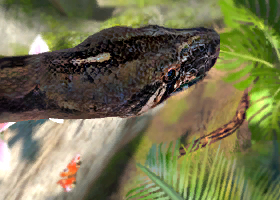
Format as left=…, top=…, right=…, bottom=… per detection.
left=0, top=25, right=220, bottom=123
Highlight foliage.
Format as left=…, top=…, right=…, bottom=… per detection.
left=2, top=0, right=221, bottom=52
left=99, top=9, right=153, bottom=30
left=101, top=0, right=187, bottom=7
left=215, top=0, right=280, bottom=141
left=42, top=29, right=90, bottom=51
left=39, top=15, right=91, bottom=51
left=3, top=0, right=55, bottom=17
left=8, top=43, right=29, bottom=55
left=125, top=140, right=280, bottom=199
left=233, top=139, right=280, bottom=192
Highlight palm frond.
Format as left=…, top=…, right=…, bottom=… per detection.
left=219, top=0, right=280, bottom=34
left=125, top=140, right=280, bottom=199
left=228, top=0, right=280, bottom=34
left=216, top=0, right=280, bottom=141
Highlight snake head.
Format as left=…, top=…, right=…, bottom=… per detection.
left=158, top=28, right=220, bottom=104
left=134, top=26, right=220, bottom=115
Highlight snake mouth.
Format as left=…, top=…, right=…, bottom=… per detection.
left=156, top=74, right=205, bottom=105
left=156, top=54, right=219, bottom=106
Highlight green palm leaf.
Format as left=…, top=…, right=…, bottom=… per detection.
left=216, top=0, right=280, bottom=141
left=219, top=0, right=280, bottom=34
left=225, top=0, right=280, bottom=34
left=125, top=140, right=280, bottom=199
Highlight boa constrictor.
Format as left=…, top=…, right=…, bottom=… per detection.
left=0, top=25, right=247, bottom=154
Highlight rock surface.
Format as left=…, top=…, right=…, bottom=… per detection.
left=0, top=106, right=162, bottom=200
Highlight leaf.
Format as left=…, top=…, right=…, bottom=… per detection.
left=217, top=27, right=276, bottom=95
left=195, top=142, right=209, bottom=199
left=234, top=0, right=280, bottom=33
left=125, top=138, right=280, bottom=199
left=250, top=67, right=280, bottom=76
left=125, top=184, right=148, bottom=198
left=171, top=141, right=179, bottom=191
left=220, top=0, right=279, bottom=33
left=215, top=59, right=244, bottom=71
left=189, top=143, right=199, bottom=198
left=233, top=76, right=254, bottom=91
left=216, top=0, right=280, bottom=143
left=201, top=143, right=222, bottom=199
left=136, top=163, right=184, bottom=200
left=249, top=84, right=279, bottom=96
left=224, top=64, right=254, bottom=83
left=247, top=87, right=280, bottom=141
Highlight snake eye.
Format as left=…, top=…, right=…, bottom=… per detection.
left=163, top=69, right=176, bottom=83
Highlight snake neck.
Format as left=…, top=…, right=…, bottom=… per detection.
left=0, top=54, right=46, bottom=99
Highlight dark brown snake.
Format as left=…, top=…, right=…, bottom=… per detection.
left=0, top=25, right=248, bottom=155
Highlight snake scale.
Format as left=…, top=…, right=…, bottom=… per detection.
left=0, top=25, right=248, bottom=154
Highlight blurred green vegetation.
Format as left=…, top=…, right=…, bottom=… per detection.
left=160, top=98, right=188, bottom=125
left=40, top=15, right=91, bottom=51
left=99, top=9, right=154, bottom=29
left=9, top=43, right=29, bottom=55
left=1, top=0, right=222, bottom=53
left=105, top=0, right=185, bottom=7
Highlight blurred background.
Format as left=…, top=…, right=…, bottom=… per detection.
left=0, top=0, right=276, bottom=199
left=0, top=0, right=223, bottom=56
